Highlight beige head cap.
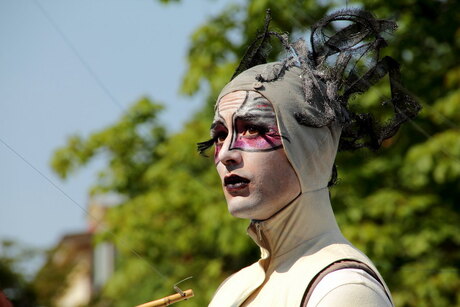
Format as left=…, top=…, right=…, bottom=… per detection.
left=213, top=9, right=420, bottom=192
left=217, top=63, right=340, bottom=193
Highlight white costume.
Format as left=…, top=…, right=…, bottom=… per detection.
left=205, top=9, right=420, bottom=306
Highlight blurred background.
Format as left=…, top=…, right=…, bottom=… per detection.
left=1, top=0, right=459, bottom=306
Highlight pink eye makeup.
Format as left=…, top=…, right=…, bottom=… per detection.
left=197, top=91, right=286, bottom=163
left=227, top=92, right=283, bottom=152
left=230, top=119, right=282, bottom=152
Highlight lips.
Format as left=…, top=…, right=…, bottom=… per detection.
left=224, top=174, right=250, bottom=191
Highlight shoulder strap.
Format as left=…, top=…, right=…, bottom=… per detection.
left=300, top=259, right=391, bottom=307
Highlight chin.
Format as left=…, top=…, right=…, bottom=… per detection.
left=227, top=198, right=256, bottom=219
left=227, top=204, right=250, bottom=219
left=227, top=198, right=268, bottom=220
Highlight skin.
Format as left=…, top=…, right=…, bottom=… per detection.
left=212, top=90, right=301, bottom=220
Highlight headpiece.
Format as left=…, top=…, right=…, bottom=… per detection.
left=232, top=8, right=420, bottom=150
left=199, top=8, right=421, bottom=187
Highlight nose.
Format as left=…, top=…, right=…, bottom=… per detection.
left=217, top=138, right=242, bottom=167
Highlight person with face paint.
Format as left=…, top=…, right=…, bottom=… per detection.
left=199, top=9, right=420, bottom=307
left=212, top=91, right=300, bottom=220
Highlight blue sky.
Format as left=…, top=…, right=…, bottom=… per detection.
left=0, top=0, right=230, bottom=275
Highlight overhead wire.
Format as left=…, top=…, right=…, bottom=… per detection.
left=2, top=0, right=175, bottom=283
left=32, top=0, right=125, bottom=112
left=0, top=136, right=169, bottom=281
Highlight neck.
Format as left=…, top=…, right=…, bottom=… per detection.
left=248, top=188, right=343, bottom=261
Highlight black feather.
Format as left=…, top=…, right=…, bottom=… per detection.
left=228, top=8, right=421, bottom=153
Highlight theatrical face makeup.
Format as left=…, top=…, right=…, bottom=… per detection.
left=212, top=91, right=283, bottom=161
left=211, top=91, right=300, bottom=220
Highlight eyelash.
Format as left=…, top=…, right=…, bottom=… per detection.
left=197, top=138, right=214, bottom=157
left=196, top=130, right=227, bottom=156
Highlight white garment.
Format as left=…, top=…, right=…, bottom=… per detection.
left=308, top=269, right=392, bottom=307
left=208, top=190, right=393, bottom=307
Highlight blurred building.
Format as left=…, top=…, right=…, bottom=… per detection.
left=34, top=195, right=120, bottom=307
left=52, top=233, right=93, bottom=307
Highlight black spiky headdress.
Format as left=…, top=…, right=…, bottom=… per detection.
left=229, top=8, right=421, bottom=152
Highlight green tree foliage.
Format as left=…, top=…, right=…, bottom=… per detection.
left=330, top=1, right=460, bottom=306
left=0, top=240, right=38, bottom=306
left=50, top=0, right=459, bottom=306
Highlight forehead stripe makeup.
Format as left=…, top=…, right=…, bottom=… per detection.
left=219, top=92, right=248, bottom=113
left=219, top=104, right=243, bottom=112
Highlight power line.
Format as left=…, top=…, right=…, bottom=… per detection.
left=33, top=0, right=125, bottom=112
left=28, top=0, right=175, bottom=281
left=0, top=135, right=169, bottom=281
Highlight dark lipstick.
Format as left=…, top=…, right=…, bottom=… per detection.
left=224, top=174, right=250, bottom=191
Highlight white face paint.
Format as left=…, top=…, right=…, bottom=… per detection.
left=213, top=91, right=301, bottom=220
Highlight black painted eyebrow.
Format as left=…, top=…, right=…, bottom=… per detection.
left=210, top=116, right=227, bottom=130
left=210, top=122, right=219, bottom=130
left=210, top=119, right=229, bottom=139
left=234, top=113, right=276, bottom=124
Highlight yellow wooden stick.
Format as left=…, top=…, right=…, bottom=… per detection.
left=135, top=289, right=194, bottom=307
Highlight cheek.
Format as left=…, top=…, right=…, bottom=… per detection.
left=255, top=152, right=300, bottom=192
left=247, top=151, right=285, bottom=179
